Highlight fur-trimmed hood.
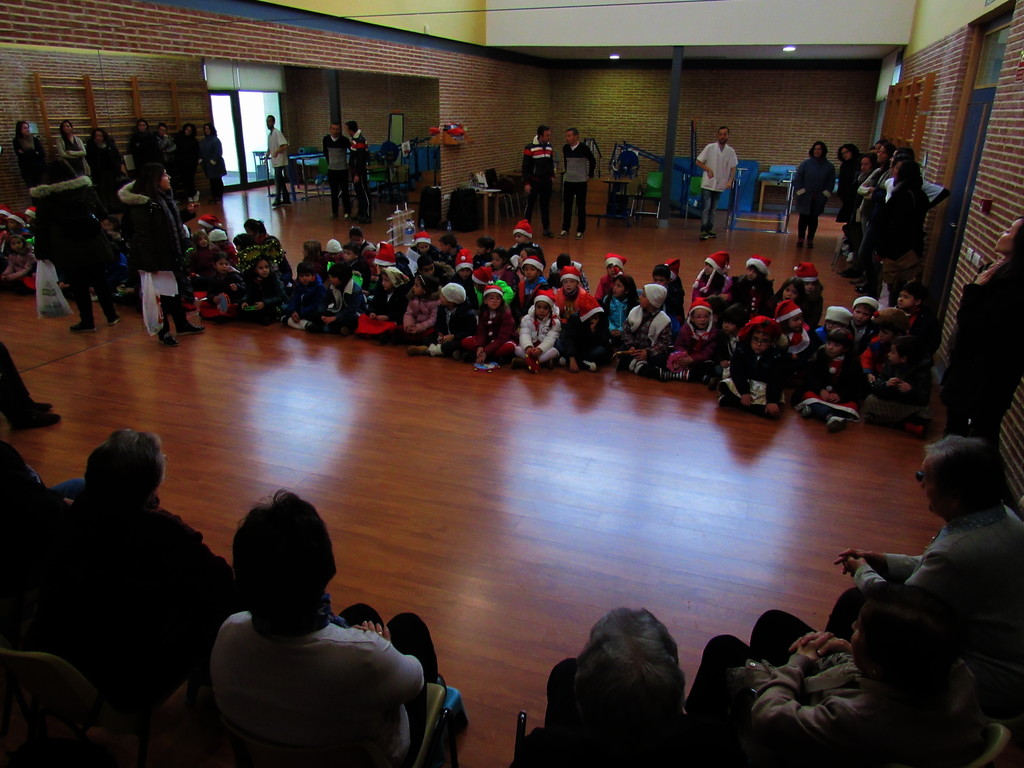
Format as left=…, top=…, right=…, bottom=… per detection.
left=29, top=175, right=92, bottom=199
left=118, top=180, right=151, bottom=206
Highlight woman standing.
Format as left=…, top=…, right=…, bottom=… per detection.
left=874, top=159, right=928, bottom=301
left=31, top=160, right=118, bottom=332
left=85, top=128, right=125, bottom=213
left=56, top=120, right=89, bottom=177
left=835, top=143, right=861, bottom=223
left=792, top=141, right=836, bottom=249
left=199, top=123, right=226, bottom=203
left=12, top=121, right=46, bottom=188
left=941, top=215, right=1024, bottom=445
left=119, top=162, right=204, bottom=346
left=128, top=119, right=161, bottom=177
left=174, top=122, right=201, bottom=203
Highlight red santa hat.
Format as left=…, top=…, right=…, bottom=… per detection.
left=793, top=261, right=819, bottom=282
left=577, top=292, right=604, bottom=321
left=374, top=242, right=396, bottom=267
left=689, top=297, right=714, bottom=319
left=533, top=289, right=557, bottom=309
left=513, top=219, right=532, bottom=238
left=197, top=214, right=223, bottom=230
left=455, top=249, right=474, bottom=273
left=0, top=207, right=10, bottom=219
left=23, top=206, right=36, bottom=221
left=413, top=231, right=431, bottom=246
left=746, top=255, right=772, bottom=275
left=738, top=316, right=782, bottom=342
left=5, top=212, right=27, bottom=227
left=560, top=265, right=582, bottom=284
left=704, top=251, right=730, bottom=275
left=472, top=266, right=494, bottom=285
left=520, top=253, right=544, bottom=272
left=664, top=258, right=680, bottom=280
left=604, top=253, right=627, bottom=272
left=774, top=299, right=803, bottom=323
left=482, top=282, right=504, bottom=299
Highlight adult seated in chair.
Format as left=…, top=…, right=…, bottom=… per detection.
left=211, top=491, right=437, bottom=768
left=833, top=435, right=1024, bottom=718
left=685, top=584, right=987, bottom=768
left=512, top=607, right=743, bottom=768
left=28, top=429, right=235, bottom=710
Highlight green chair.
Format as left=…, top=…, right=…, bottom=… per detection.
left=632, top=170, right=664, bottom=221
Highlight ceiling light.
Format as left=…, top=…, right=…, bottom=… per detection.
left=609, top=54, right=621, bottom=60
left=782, top=46, right=797, bottom=52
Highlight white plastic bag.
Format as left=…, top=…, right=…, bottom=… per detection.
left=140, top=271, right=164, bottom=335
left=35, top=259, right=72, bottom=318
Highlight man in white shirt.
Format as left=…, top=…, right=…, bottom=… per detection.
left=695, top=126, right=738, bottom=241
left=267, top=115, right=290, bottom=207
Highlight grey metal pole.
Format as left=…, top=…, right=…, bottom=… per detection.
left=658, top=45, right=683, bottom=228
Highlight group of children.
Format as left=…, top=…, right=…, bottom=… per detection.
left=10, top=202, right=940, bottom=436
left=0, top=207, right=37, bottom=293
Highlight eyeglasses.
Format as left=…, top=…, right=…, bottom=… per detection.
left=915, top=470, right=924, bottom=482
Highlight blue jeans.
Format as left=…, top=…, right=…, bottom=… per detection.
left=701, top=189, right=722, bottom=233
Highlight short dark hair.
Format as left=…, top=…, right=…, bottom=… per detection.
left=537, top=124, right=550, bottom=136
left=556, top=253, right=572, bottom=268
left=566, top=127, right=579, bottom=136
left=721, top=302, right=750, bottom=327
left=296, top=261, right=316, bottom=276
left=84, top=429, right=165, bottom=512
left=342, top=242, right=360, bottom=254
left=476, top=235, right=494, bottom=251
left=348, top=226, right=363, bottom=239
left=900, top=280, right=928, bottom=302
left=924, top=436, right=1010, bottom=513
left=158, top=122, right=168, bottom=130
left=575, top=608, right=685, bottom=747
left=327, top=262, right=353, bottom=284
left=491, top=247, right=509, bottom=266
left=859, top=583, right=961, bottom=695
left=233, top=491, right=337, bottom=636
left=652, top=264, right=671, bottom=280
left=345, top=120, right=358, bottom=131
left=826, top=327, right=854, bottom=348
left=890, top=334, right=922, bottom=362
left=415, top=272, right=439, bottom=295
left=440, top=233, right=459, bottom=248
left=718, top=125, right=729, bottom=132
left=416, top=254, right=434, bottom=269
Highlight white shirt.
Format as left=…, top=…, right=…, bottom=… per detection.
left=212, top=613, right=424, bottom=767
left=268, top=128, right=289, bottom=168
left=697, top=141, right=738, bottom=192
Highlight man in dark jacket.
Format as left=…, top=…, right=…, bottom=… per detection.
left=346, top=120, right=372, bottom=224
left=523, top=124, right=555, bottom=238
left=323, top=122, right=351, bottom=220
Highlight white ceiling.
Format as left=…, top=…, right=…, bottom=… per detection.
left=497, top=43, right=902, bottom=61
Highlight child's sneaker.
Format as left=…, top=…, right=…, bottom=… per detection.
left=827, top=415, right=847, bottom=433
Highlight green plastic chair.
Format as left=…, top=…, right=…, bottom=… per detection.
left=633, top=170, right=664, bottom=220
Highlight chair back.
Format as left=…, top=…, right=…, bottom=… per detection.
left=0, top=646, right=100, bottom=726
left=222, top=716, right=391, bottom=768
left=645, top=171, right=664, bottom=195
left=408, top=682, right=445, bottom=768
left=878, top=722, right=1010, bottom=768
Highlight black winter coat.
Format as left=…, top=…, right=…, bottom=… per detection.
left=30, top=175, right=113, bottom=269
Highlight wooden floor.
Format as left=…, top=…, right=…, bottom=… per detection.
left=2, top=188, right=1021, bottom=767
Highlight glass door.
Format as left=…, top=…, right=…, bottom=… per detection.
left=209, top=90, right=281, bottom=190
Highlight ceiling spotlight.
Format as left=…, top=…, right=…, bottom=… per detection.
left=609, top=54, right=621, bottom=60
left=782, top=46, right=797, bottom=52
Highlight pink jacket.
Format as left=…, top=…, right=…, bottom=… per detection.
left=403, top=296, right=439, bottom=334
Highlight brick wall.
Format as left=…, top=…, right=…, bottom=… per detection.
left=551, top=66, right=880, bottom=178
left=905, top=3, right=1024, bottom=501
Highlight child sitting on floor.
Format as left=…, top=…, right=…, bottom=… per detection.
left=307, top=262, right=366, bottom=335
left=513, top=289, right=561, bottom=372
left=561, top=295, right=609, bottom=373
left=850, top=295, right=879, bottom=353
left=659, top=298, right=719, bottom=383
left=490, top=247, right=518, bottom=293
left=189, top=229, right=222, bottom=281
left=793, top=262, right=823, bottom=329
left=862, top=334, right=933, bottom=437
left=0, top=235, right=36, bottom=293
left=794, top=327, right=867, bottom=433
left=515, top=250, right=548, bottom=316
left=717, top=316, right=786, bottom=419
left=401, top=273, right=440, bottom=343
left=463, top=283, right=516, bottom=364
left=692, top=250, right=732, bottom=305
left=208, top=228, right=236, bottom=262
left=896, top=281, right=941, bottom=359
left=302, top=240, right=329, bottom=279
left=357, top=266, right=410, bottom=341
left=453, top=251, right=478, bottom=309
left=711, top=303, right=749, bottom=387
left=473, top=235, right=495, bottom=269
left=509, top=221, right=544, bottom=267
left=199, top=253, right=245, bottom=320
left=774, top=299, right=817, bottom=374
left=411, top=231, right=441, bottom=264
left=407, top=282, right=477, bottom=359
left=284, top=261, right=327, bottom=330
left=240, top=256, right=287, bottom=325
left=731, top=255, right=775, bottom=318
left=860, top=307, right=910, bottom=382
left=554, top=265, right=588, bottom=324
left=548, top=253, right=590, bottom=293
left=769, top=276, right=807, bottom=318
left=593, top=253, right=626, bottom=302
left=815, top=305, right=854, bottom=344
left=617, top=283, right=673, bottom=379
left=601, top=273, right=638, bottom=349
left=652, top=261, right=685, bottom=333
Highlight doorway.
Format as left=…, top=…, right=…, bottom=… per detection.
left=209, top=90, right=281, bottom=190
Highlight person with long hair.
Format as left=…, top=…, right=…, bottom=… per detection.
left=118, top=162, right=204, bottom=346
left=834, top=143, right=861, bottom=223
left=792, top=140, right=836, bottom=249
left=85, top=127, right=125, bottom=212
left=31, top=160, right=118, bottom=332
left=174, top=122, right=201, bottom=202
left=199, top=122, right=226, bottom=203
left=56, top=119, right=89, bottom=177
left=128, top=118, right=160, bottom=176
left=941, top=215, right=1024, bottom=443
left=875, top=158, right=928, bottom=301
left=12, top=120, right=46, bottom=188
